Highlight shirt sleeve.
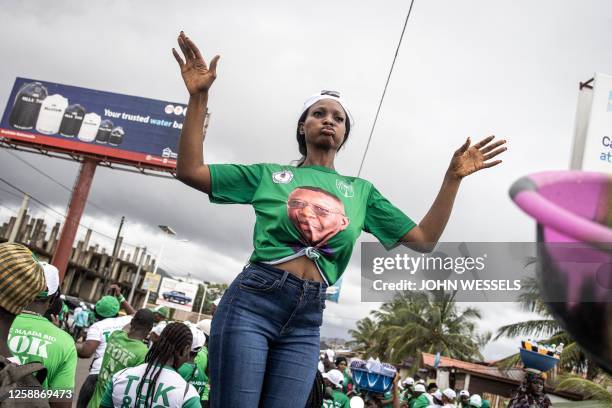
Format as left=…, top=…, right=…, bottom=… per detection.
left=182, top=396, right=201, bottom=408
left=363, top=185, right=416, bottom=250
left=86, top=322, right=102, bottom=342
left=48, top=338, right=77, bottom=390
left=100, top=376, right=114, bottom=408
left=207, top=163, right=264, bottom=204
left=182, top=384, right=202, bottom=408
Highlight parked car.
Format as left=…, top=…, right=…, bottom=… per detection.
left=162, top=290, right=192, bottom=304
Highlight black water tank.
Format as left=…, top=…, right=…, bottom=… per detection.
left=109, top=126, right=124, bottom=146
left=95, top=119, right=114, bottom=144
left=59, top=104, right=86, bottom=138
left=8, top=82, right=49, bottom=130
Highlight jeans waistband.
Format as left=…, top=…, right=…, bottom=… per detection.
left=250, top=262, right=328, bottom=293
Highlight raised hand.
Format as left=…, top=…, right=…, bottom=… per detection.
left=448, top=135, right=507, bottom=179
left=172, top=31, right=220, bottom=96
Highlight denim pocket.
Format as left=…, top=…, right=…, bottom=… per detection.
left=318, top=293, right=327, bottom=313
left=239, top=269, right=279, bottom=293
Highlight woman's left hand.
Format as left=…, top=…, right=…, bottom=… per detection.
left=447, top=135, right=506, bottom=179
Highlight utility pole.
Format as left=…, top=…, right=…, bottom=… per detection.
left=127, top=246, right=146, bottom=305
left=103, top=216, right=125, bottom=293
left=197, top=283, right=208, bottom=321
left=8, top=194, right=29, bottom=243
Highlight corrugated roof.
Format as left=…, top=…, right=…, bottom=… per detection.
left=421, top=352, right=524, bottom=383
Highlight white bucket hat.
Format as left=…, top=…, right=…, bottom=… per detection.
left=322, top=369, right=344, bottom=389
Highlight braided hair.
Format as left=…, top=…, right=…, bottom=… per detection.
left=305, top=370, right=325, bottom=408
left=135, top=322, right=192, bottom=407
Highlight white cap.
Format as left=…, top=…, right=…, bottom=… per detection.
left=325, top=349, right=335, bottom=360
left=469, top=394, right=482, bottom=408
left=402, top=377, right=415, bottom=386
left=152, top=320, right=167, bottom=336
left=39, top=262, right=59, bottom=297
left=189, top=325, right=206, bottom=352
left=416, top=379, right=426, bottom=385
left=414, top=384, right=426, bottom=393
left=322, top=369, right=344, bottom=389
left=443, top=389, right=457, bottom=400
left=433, top=390, right=443, bottom=400
left=213, top=297, right=221, bottom=307
left=196, top=319, right=212, bottom=336
left=459, top=390, right=470, bottom=397
left=300, top=91, right=355, bottom=126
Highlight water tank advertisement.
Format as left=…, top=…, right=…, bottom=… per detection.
left=0, top=77, right=187, bottom=170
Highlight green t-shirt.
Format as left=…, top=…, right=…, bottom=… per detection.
left=322, top=389, right=350, bottom=408
left=411, top=393, right=430, bottom=408
left=88, top=330, right=148, bottom=408
left=59, top=303, right=69, bottom=322
left=178, top=348, right=209, bottom=401
left=8, top=313, right=77, bottom=390
left=342, top=368, right=352, bottom=394
left=209, top=163, right=416, bottom=284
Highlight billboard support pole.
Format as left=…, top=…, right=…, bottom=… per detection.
left=51, top=157, right=98, bottom=281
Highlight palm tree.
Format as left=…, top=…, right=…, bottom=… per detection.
left=378, top=291, right=485, bottom=362
left=347, top=317, right=381, bottom=357
left=349, top=290, right=487, bottom=364
left=555, top=374, right=612, bottom=405
left=494, top=276, right=602, bottom=379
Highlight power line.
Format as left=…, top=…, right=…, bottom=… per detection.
left=0, top=186, right=23, bottom=200
left=357, top=0, right=417, bottom=177
left=2, top=150, right=106, bottom=212
left=0, top=177, right=138, bottom=248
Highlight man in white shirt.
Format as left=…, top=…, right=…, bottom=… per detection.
left=75, top=285, right=135, bottom=408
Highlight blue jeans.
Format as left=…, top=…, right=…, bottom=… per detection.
left=209, top=262, right=327, bottom=407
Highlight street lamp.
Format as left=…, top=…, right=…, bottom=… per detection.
left=141, top=225, right=187, bottom=308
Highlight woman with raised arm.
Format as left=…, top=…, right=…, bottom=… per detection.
left=172, top=31, right=506, bottom=408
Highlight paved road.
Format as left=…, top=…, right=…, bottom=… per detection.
left=74, top=355, right=93, bottom=407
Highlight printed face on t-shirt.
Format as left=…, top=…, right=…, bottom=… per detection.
left=286, top=186, right=349, bottom=247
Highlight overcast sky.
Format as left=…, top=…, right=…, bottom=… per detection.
left=1, top=0, right=610, bottom=360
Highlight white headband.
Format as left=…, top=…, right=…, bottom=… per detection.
left=300, top=91, right=354, bottom=127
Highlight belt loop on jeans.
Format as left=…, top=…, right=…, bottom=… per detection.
left=278, top=270, right=289, bottom=288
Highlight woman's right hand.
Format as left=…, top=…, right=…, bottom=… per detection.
left=172, top=31, right=220, bottom=96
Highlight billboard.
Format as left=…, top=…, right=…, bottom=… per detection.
left=0, top=77, right=186, bottom=170
left=155, top=277, right=198, bottom=312
left=142, top=272, right=161, bottom=292
left=571, top=72, right=612, bottom=172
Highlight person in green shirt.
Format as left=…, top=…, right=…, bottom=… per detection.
left=100, top=323, right=199, bottom=408
left=178, top=324, right=208, bottom=407
left=58, top=300, right=69, bottom=331
left=400, top=377, right=415, bottom=406
left=87, top=308, right=155, bottom=408
left=8, top=261, right=76, bottom=408
left=173, top=32, right=506, bottom=407
left=409, top=384, right=429, bottom=408
left=322, top=369, right=350, bottom=408
left=335, top=357, right=353, bottom=395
